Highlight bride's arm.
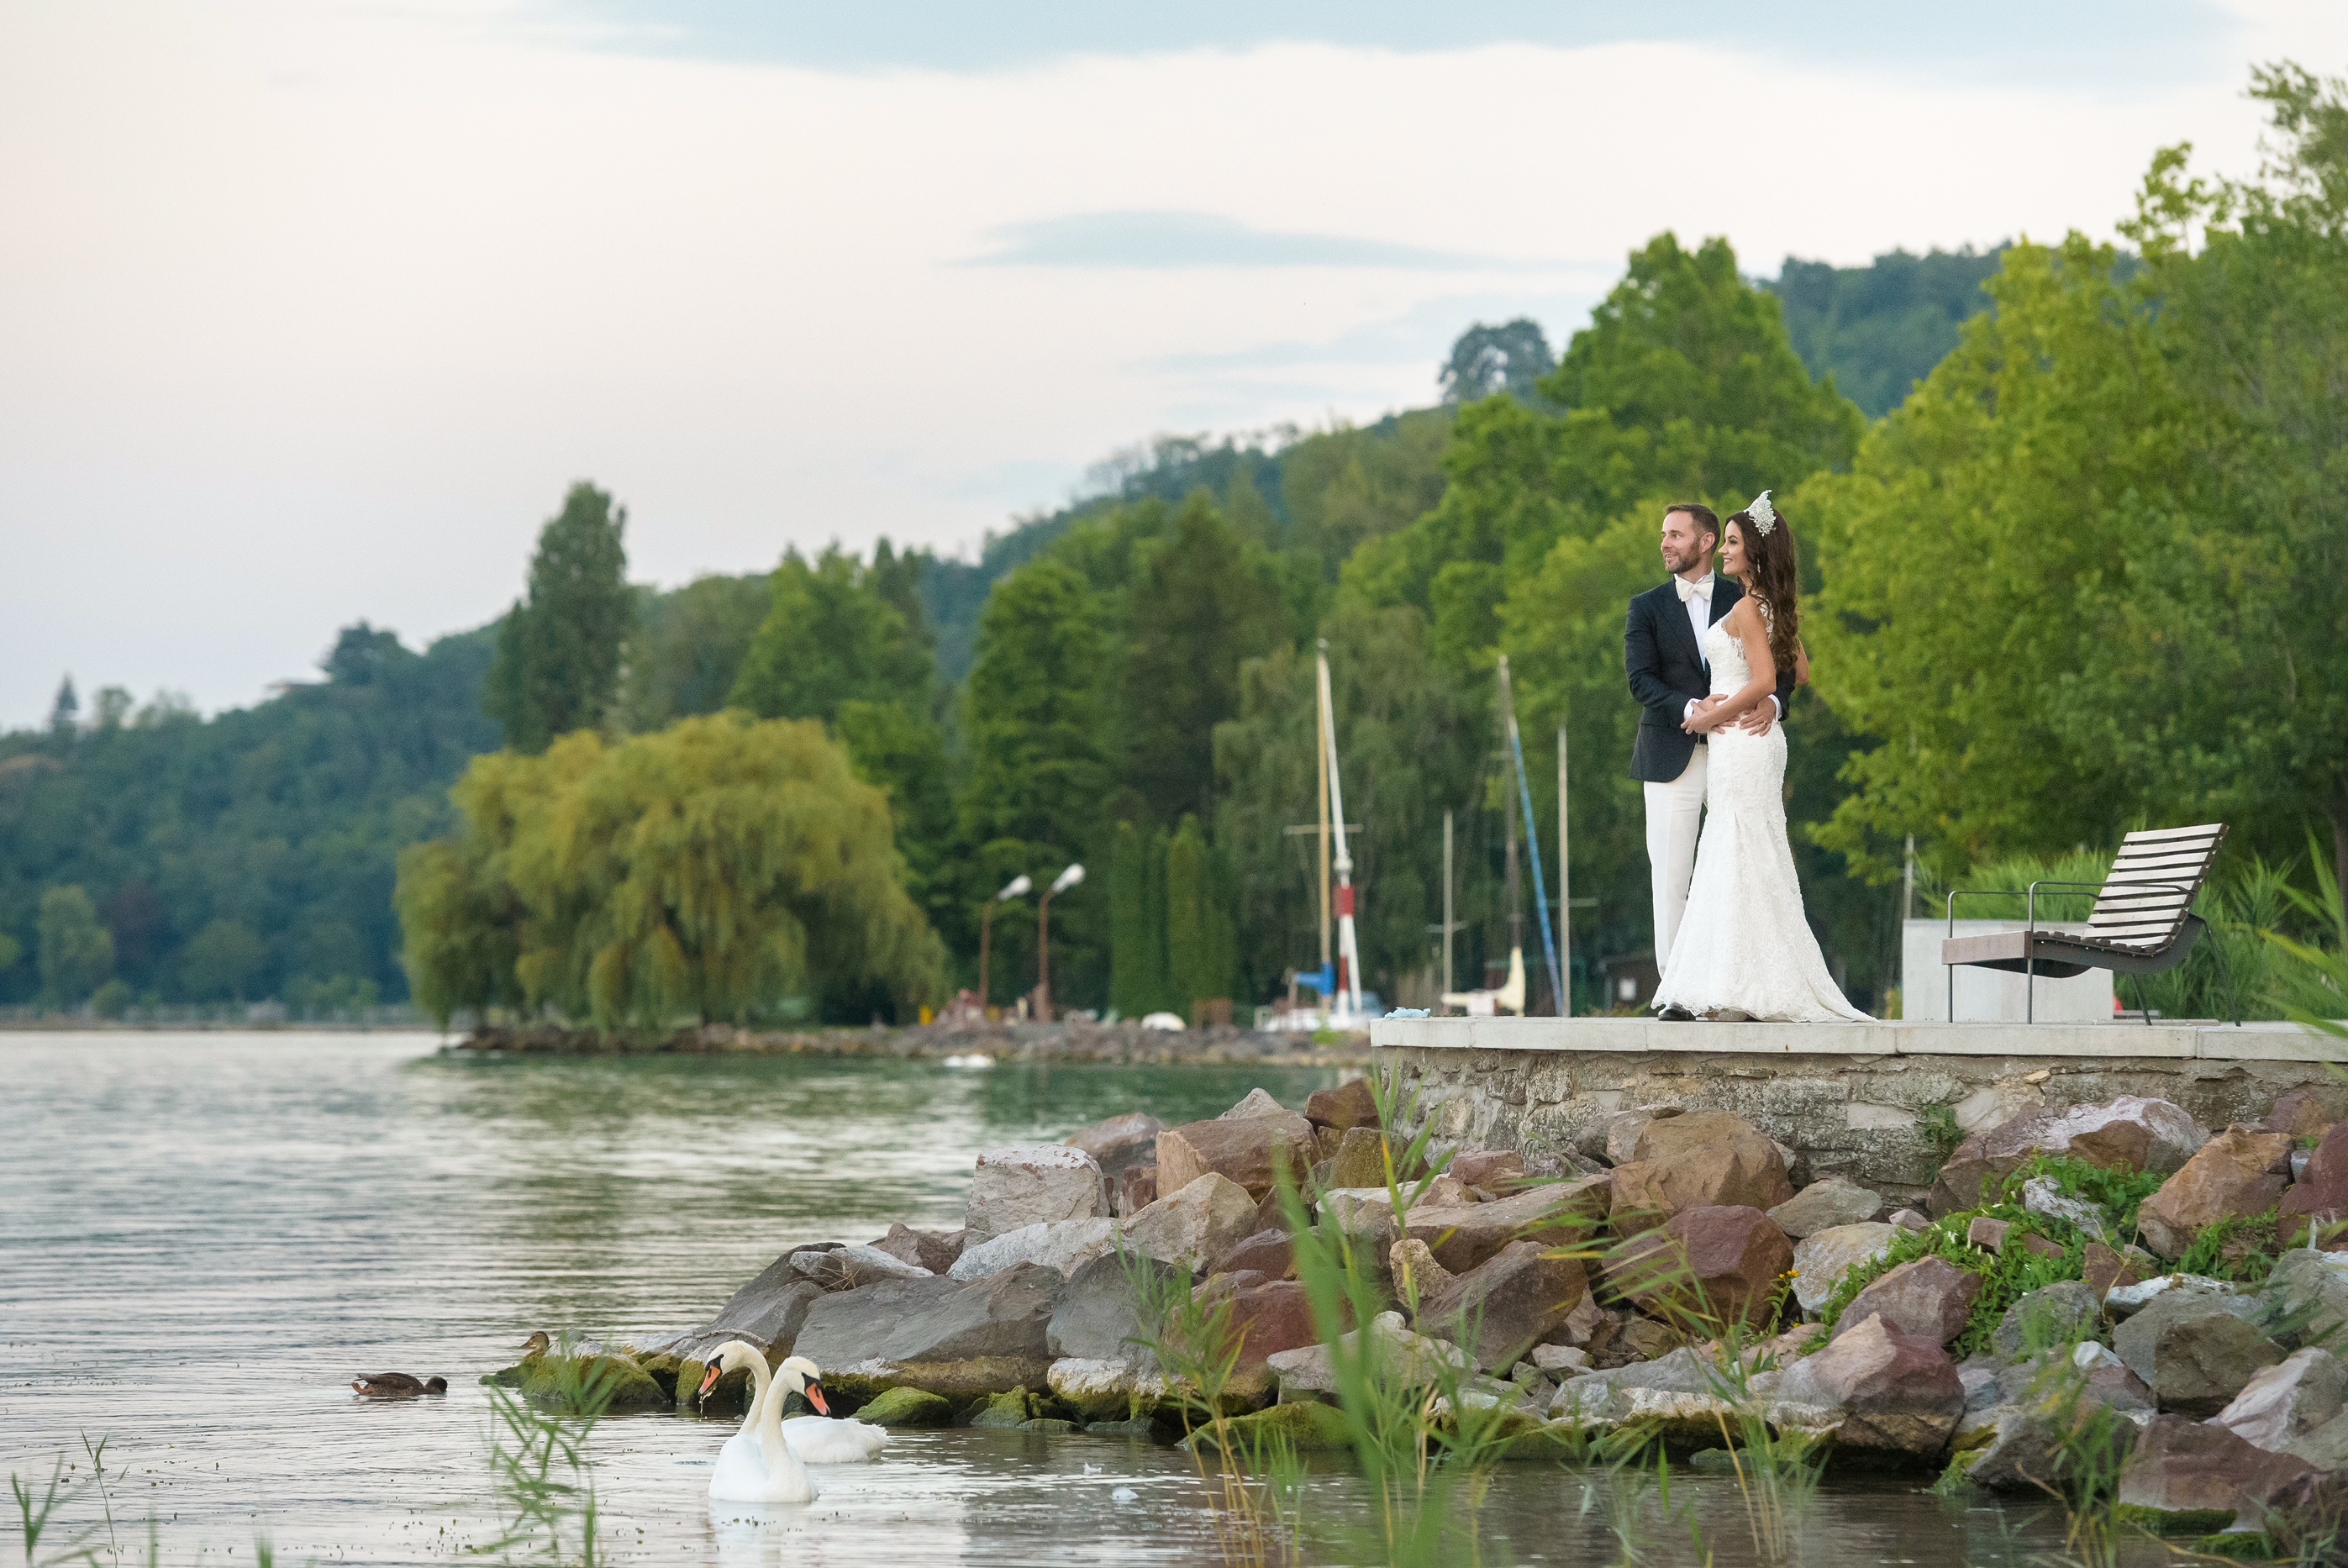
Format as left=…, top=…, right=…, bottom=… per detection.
left=1684, top=602, right=1778, bottom=733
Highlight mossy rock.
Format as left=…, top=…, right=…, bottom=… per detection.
left=1020, top=1418, right=1079, bottom=1434
left=1084, top=1418, right=1165, bottom=1439
left=1185, top=1401, right=1354, bottom=1454
left=855, top=1386, right=952, bottom=1427
left=1688, top=1448, right=1740, bottom=1475
left=517, top=1353, right=668, bottom=1413
left=631, top=1351, right=683, bottom=1403
left=969, top=1387, right=1037, bottom=1428
left=2116, top=1506, right=2240, bottom=1537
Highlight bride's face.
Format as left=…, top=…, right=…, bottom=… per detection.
left=1720, top=522, right=1750, bottom=577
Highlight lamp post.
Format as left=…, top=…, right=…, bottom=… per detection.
left=977, top=873, right=1031, bottom=1013
left=1035, top=863, right=1085, bottom=1022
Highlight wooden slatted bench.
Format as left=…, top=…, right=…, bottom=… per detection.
left=1941, top=823, right=2230, bottom=1023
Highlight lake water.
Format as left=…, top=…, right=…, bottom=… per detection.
left=1, top=1032, right=2085, bottom=1566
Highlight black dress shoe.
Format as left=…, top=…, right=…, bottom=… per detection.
left=1656, top=1005, right=1696, bottom=1021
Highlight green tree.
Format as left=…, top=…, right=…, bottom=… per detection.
left=729, top=547, right=933, bottom=723
left=1108, top=819, right=1171, bottom=1018
left=1117, top=497, right=1286, bottom=824
left=36, top=885, right=113, bottom=1006
left=730, top=545, right=955, bottom=923
left=2120, top=63, right=2348, bottom=897
left=0, top=930, right=20, bottom=974
left=1766, top=246, right=2007, bottom=418
left=182, top=918, right=268, bottom=1002
left=397, top=714, right=941, bottom=1028
left=614, top=574, right=771, bottom=733
left=1164, top=813, right=1236, bottom=1011
left=485, top=482, right=632, bottom=753
left=957, top=560, right=1111, bottom=1006
left=1805, top=238, right=2207, bottom=881
left=1440, top=318, right=1556, bottom=403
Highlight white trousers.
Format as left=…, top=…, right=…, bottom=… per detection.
left=1645, top=745, right=1708, bottom=970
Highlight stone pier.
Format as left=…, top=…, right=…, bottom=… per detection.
left=1367, top=1017, right=2341, bottom=1208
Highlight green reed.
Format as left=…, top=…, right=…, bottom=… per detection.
left=477, top=1333, right=619, bottom=1567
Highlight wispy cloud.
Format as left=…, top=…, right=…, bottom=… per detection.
left=969, top=210, right=1542, bottom=271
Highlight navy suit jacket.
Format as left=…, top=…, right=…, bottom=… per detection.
left=1624, top=577, right=1798, bottom=783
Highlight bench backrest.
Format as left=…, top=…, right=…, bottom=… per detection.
left=2087, top=823, right=2228, bottom=950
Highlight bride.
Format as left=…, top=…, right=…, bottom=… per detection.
left=1650, top=492, right=1868, bottom=1023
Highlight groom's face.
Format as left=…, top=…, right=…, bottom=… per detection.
left=1660, top=510, right=1714, bottom=577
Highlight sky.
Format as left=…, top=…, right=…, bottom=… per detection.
left=3, top=2, right=2344, bottom=729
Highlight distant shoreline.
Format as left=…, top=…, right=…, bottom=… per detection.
left=447, top=1018, right=1370, bottom=1066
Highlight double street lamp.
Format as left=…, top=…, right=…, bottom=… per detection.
left=976, top=874, right=1032, bottom=1012
left=1034, top=863, right=1084, bottom=1023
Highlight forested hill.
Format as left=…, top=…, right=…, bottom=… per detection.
left=0, top=242, right=2008, bottom=1016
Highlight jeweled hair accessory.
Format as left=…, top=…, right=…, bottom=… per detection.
left=1749, top=490, right=1777, bottom=536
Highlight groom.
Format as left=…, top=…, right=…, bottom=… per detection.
left=1625, top=502, right=1796, bottom=989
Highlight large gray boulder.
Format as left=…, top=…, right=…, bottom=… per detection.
left=965, top=1144, right=1109, bottom=1242
left=2264, top=1249, right=2348, bottom=1350
left=1788, top=1223, right=1898, bottom=1317
left=948, top=1218, right=1119, bottom=1281
left=1963, top=1361, right=2145, bottom=1493
left=793, top=1262, right=1065, bottom=1399
left=1548, top=1347, right=1746, bottom=1446
left=693, top=1255, right=827, bottom=1352
left=2104, top=1281, right=2285, bottom=1418
left=1769, top=1178, right=1885, bottom=1239
left=1990, top=1280, right=2101, bottom=1362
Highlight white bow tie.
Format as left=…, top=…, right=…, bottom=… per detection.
left=1677, top=575, right=1714, bottom=604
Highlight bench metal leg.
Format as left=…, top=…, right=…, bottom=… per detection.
left=2026, top=956, right=2035, bottom=1025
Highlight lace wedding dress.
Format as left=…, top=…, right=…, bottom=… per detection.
left=1651, top=617, right=1870, bottom=1023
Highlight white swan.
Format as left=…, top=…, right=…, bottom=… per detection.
left=698, top=1341, right=818, bottom=1504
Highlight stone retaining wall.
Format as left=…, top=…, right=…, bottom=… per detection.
left=1377, top=1043, right=2339, bottom=1208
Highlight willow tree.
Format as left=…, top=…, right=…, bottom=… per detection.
left=397, top=713, right=942, bottom=1029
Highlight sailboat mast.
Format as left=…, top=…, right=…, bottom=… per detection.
left=1316, top=642, right=1363, bottom=1019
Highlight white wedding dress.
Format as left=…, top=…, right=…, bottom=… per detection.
left=1650, top=617, right=1870, bottom=1023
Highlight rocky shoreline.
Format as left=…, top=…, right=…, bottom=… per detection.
left=501, top=1075, right=2348, bottom=1548
left=450, top=1018, right=1368, bottom=1065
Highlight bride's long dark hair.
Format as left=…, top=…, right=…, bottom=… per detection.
left=1724, top=503, right=1801, bottom=673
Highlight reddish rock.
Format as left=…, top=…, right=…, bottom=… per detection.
left=2268, top=1090, right=2338, bottom=1141
left=1223, top=1279, right=1321, bottom=1370
left=1834, top=1257, right=1981, bottom=1348
left=2084, top=1242, right=2148, bottom=1300
left=1451, top=1150, right=1529, bottom=1193
left=872, top=1223, right=966, bottom=1275
left=1114, top=1165, right=1158, bottom=1217
left=1418, top=1239, right=1590, bottom=1371
left=1406, top=1176, right=1610, bottom=1274
left=1777, top=1313, right=1964, bottom=1458
left=1064, top=1112, right=1164, bottom=1180
left=1322, top=1125, right=1392, bottom=1190
left=1304, top=1078, right=1380, bottom=1132
left=1930, top=1097, right=2208, bottom=1215
left=1156, top=1112, right=1318, bottom=1202
left=2137, top=1125, right=2294, bottom=1260
left=1605, top=1204, right=1793, bottom=1333
left=965, top=1144, right=1109, bottom=1241
left=1607, top=1112, right=1793, bottom=1234
left=1213, top=1229, right=1297, bottom=1281
left=2282, top=1123, right=2348, bottom=1248
left=2117, top=1413, right=2317, bottom=1531
left=1968, top=1216, right=2011, bottom=1252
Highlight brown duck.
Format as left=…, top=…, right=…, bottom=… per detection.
left=352, top=1373, right=448, bottom=1397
